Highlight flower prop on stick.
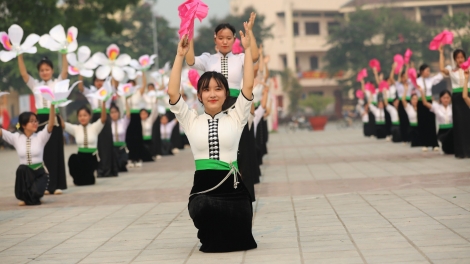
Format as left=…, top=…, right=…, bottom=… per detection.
left=368, top=59, right=381, bottom=73
left=408, top=68, right=418, bottom=87
left=356, top=68, right=367, bottom=82
left=67, top=46, right=97, bottom=77
left=378, top=80, right=389, bottom=92
left=0, top=25, right=40, bottom=62
left=178, top=0, right=209, bottom=43
left=39, top=25, right=78, bottom=54
left=393, top=54, right=404, bottom=74
left=34, top=79, right=80, bottom=106
left=355, top=89, right=364, bottom=99
left=459, top=57, right=470, bottom=71
left=130, top=54, right=157, bottom=72
left=404, top=49, right=412, bottom=64
left=232, top=39, right=244, bottom=54
left=365, top=82, right=376, bottom=94
left=92, top=44, right=131, bottom=82
left=117, top=83, right=139, bottom=98
left=86, top=78, right=114, bottom=102
left=429, top=30, right=453, bottom=50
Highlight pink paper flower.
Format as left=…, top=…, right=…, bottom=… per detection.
left=394, top=54, right=404, bottom=74
left=355, top=89, right=364, bottom=99
left=404, top=49, right=412, bottom=64
left=356, top=68, right=368, bottom=82
left=368, top=59, right=381, bottom=73
left=459, top=57, right=470, bottom=70
left=188, top=69, right=200, bottom=89
left=232, top=38, right=244, bottom=54
left=408, top=68, right=418, bottom=87
left=365, top=82, right=376, bottom=94
left=378, top=80, right=389, bottom=92
left=429, top=30, right=454, bottom=50
left=178, top=0, right=209, bottom=41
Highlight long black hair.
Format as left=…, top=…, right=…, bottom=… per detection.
left=37, top=57, right=53, bottom=71
left=453, top=49, right=467, bottom=61
left=110, top=103, right=120, bottom=114
left=418, top=64, right=429, bottom=78
left=77, top=106, right=91, bottom=116
left=214, top=23, right=236, bottom=36
left=18, top=112, right=38, bottom=133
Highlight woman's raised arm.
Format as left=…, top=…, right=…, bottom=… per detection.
left=169, top=35, right=190, bottom=104
left=240, top=23, right=254, bottom=98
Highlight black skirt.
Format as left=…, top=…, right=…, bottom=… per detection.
left=417, top=100, right=439, bottom=148
left=15, top=165, right=49, bottom=205
left=188, top=169, right=257, bottom=253
left=68, top=152, right=97, bottom=186
left=237, top=125, right=257, bottom=202
left=126, top=113, right=144, bottom=161
left=363, top=122, right=372, bottom=137
left=161, top=140, right=174, bottom=156
left=408, top=125, right=421, bottom=147
left=375, top=124, right=387, bottom=139
left=368, top=112, right=376, bottom=137
left=37, top=113, right=67, bottom=192
left=398, top=101, right=411, bottom=142
left=438, top=127, right=454, bottom=154
left=452, top=92, right=470, bottom=158
left=152, top=116, right=162, bottom=156
left=113, top=146, right=128, bottom=172
left=170, top=124, right=183, bottom=150
left=262, top=119, right=269, bottom=149
left=391, top=125, right=402, bottom=143
left=142, top=139, right=155, bottom=162
left=384, top=110, right=392, bottom=136
left=92, top=113, right=118, bottom=177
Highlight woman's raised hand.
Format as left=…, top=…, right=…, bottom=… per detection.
left=177, top=34, right=190, bottom=57
left=240, top=22, right=251, bottom=49
left=247, top=12, right=256, bottom=31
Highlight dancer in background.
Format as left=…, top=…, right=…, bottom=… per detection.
left=78, top=75, right=118, bottom=176
left=391, top=63, right=412, bottom=143
left=439, top=45, right=470, bottom=158
left=141, top=104, right=160, bottom=161
left=383, top=90, right=402, bottom=143
left=160, top=115, right=178, bottom=156
left=401, top=83, right=420, bottom=147
left=18, top=54, right=68, bottom=195
left=0, top=103, right=55, bottom=205
left=356, top=100, right=371, bottom=137
left=110, top=101, right=131, bottom=172
left=62, top=102, right=107, bottom=186
left=363, top=80, right=387, bottom=139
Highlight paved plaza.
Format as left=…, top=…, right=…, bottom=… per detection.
left=0, top=127, right=470, bottom=264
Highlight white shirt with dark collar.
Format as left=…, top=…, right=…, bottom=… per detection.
left=112, top=116, right=130, bottom=143
left=1, top=129, right=51, bottom=165
left=416, top=74, right=444, bottom=97
left=26, top=75, right=63, bottom=109
left=64, top=120, right=105, bottom=149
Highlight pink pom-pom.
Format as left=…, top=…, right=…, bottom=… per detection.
left=404, top=49, right=412, bottom=64
left=355, top=89, right=364, bottom=99
left=178, top=0, right=209, bottom=41
left=188, top=69, right=200, bottom=89
left=378, top=80, right=389, bottom=92
left=408, top=68, right=418, bottom=87
left=232, top=38, right=244, bottom=54
left=429, top=30, right=454, bottom=50
left=356, top=68, right=368, bottom=82
left=394, top=54, right=404, bottom=74
left=369, top=59, right=381, bottom=73
left=459, top=57, right=470, bottom=70
left=365, top=82, right=376, bottom=94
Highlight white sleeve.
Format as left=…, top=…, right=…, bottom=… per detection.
left=385, top=104, right=394, bottom=113
left=122, top=115, right=131, bottom=129
left=64, top=123, right=77, bottom=136
left=431, top=73, right=444, bottom=85
left=228, top=91, right=253, bottom=129
left=1, top=129, right=16, bottom=147
left=82, top=87, right=92, bottom=95
left=253, top=106, right=265, bottom=128
left=189, top=53, right=210, bottom=71
left=26, top=75, right=37, bottom=91
left=37, top=127, right=52, bottom=146
left=91, top=119, right=105, bottom=134
left=368, top=103, right=378, bottom=114
left=169, top=95, right=197, bottom=133
left=445, top=65, right=453, bottom=72
left=149, top=105, right=159, bottom=123
left=430, top=101, right=439, bottom=113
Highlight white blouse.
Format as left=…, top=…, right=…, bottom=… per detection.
left=356, top=104, right=369, bottom=123
left=405, top=104, right=418, bottom=124
left=189, top=52, right=245, bottom=90
left=26, top=75, right=62, bottom=109
left=252, top=84, right=264, bottom=104
left=445, top=65, right=470, bottom=89
left=142, top=110, right=159, bottom=137
left=1, top=129, right=51, bottom=165
left=395, top=80, right=415, bottom=98
left=416, top=74, right=444, bottom=97
left=386, top=105, right=399, bottom=123
left=430, top=102, right=452, bottom=126
left=64, top=120, right=105, bottom=149
left=170, top=91, right=252, bottom=163
left=388, top=84, right=397, bottom=100
left=253, top=106, right=265, bottom=136
left=369, top=104, right=386, bottom=123
left=112, top=116, right=130, bottom=142
left=82, top=86, right=112, bottom=110
left=161, top=119, right=178, bottom=140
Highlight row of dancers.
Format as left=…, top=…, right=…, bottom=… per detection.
left=357, top=46, right=470, bottom=158
left=0, top=13, right=272, bottom=253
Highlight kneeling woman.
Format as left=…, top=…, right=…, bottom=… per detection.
left=110, top=101, right=131, bottom=172
left=402, top=84, right=421, bottom=147
left=0, top=104, right=55, bottom=205
left=168, top=30, right=257, bottom=252
left=141, top=106, right=159, bottom=161
left=62, top=102, right=107, bottom=185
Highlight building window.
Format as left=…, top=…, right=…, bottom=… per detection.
left=282, top=56, right=287, bottom=68
left=327, top=22, right=339, bottom=35
left=305, top=22, right=320, bottom=35
left=293, top=22, right=299, bottom=36
left=309, top=56, right=319, bottom=70
left=422, top=15, right=442, bottom=27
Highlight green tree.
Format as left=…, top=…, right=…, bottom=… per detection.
left=324, top=8, right=433, bottom=92
left=278, top=68, right=303, bottom=113
left=439, top=13, right=470, bottom=52
left=193, top=7, right=273, bottom=55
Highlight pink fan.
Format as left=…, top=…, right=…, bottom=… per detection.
left=378, top=80, right=389, bottom=92
left=429, top=30, right=454, bottom=50
left=188, top=69, right=200, bottom=89
left=459, top=57, right=470, bottom=70
left=394, top=54, right=404, bottom=74
left=355, top=89, right=364, bottom=99
left=365, top=82, right=376, bottom=94
left=408, top=68, right=418, bottom=87
left=356, top=68, right=368, bottom=82
left=232, top=38, right=244, bottom=54
left=404, top=49, right=412, bottom=64
left=178, top=0, right=209, bottom=41
left=368, top=59, right=381, bottom=73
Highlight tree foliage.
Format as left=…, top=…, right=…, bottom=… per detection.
left=278, top=68, right=303, bottom=113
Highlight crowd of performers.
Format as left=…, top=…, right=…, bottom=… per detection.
left=0, top=12, right=275, bottom=253
left=357, top=46, right=470, bottom=159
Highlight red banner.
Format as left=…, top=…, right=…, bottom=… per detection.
left=301, top=71, right=344, bottom=79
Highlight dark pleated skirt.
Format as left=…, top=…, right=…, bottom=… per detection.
left=68, top=152, right=97, bottom=186
left=126, top=113, right=144, bottom=162
left=15, top=165, right=48, bottom=205
left=92, top=113, right=118, bottom=177
left=368, top=112, right=376, bottom=137
left=438, top=127, right=454, bottom=154
left=237, top=125, right=256, bottom=202
left=375, top=124, right=387, bottom=139
left=161, top=140, right=174, bottom=156
left=152, top=116, right=162, bottom=156
left=189, top=169, right=257, bottom=253
left=114, top=146, right=128, bottom=172
left=37, top=113, right=67, bottom=192
left=142, top=139, right=155, bottom=162
left=408, top=126, right=421, bottom=147
left=363, top=122, right=372, bottom=137
left=170, top=124, right=183, bottom=150
left=181, top=133, right=190, bottom=147
left=452, top=92, right=470, bottom=158
left=417, top=101, right=439, bottom=148
left=391, top=125, right=402, bottom=143
left=384, top=110, right=392, bottom=136
left=398, top=101, right=411, bottom=142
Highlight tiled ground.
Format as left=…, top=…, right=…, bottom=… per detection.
left=0, top=126, right=469, bottom=264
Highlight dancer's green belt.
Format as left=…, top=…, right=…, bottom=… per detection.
left=195, top=159, right=238, bottom=171
left=254, top=102, right=261, bottom=107
left=229, top=88, right=240, bottom=97
left=143, top=135, right=152, bottom=140
left=130, top=109, right=140, bottom=114
left=376, top=121, right=385, bottom=125
left=392, top=121, right=400, bottom=125
left=410, top=122, right=418, bottom=127
left=113, top=141, right=126, bottom=147
left=420, top=96, right=432, bottom=101
left=78, top=147, right=97, bottom=153
left=93, top=109, right=110, bottom=114
left=162, top=139, right=171, bottom=142
left=372, top=102, right=377, bottom=106
left=27, top=163, right=43, bottom=170
left=439, top=123, right=453, bottom=129
left=36, top=108, right=59, bottom=115
left=453, top=87, right=468, bottom=93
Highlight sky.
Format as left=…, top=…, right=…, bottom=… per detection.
left=154, top=0, right=231, bottom=34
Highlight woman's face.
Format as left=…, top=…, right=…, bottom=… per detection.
left=378, top=101, right=384, bottom=109
left=455, top=53, right=466, bottom=67
left=78, top=110, right=91, bottom=126
left=148, top=84, right=155, bottom=91
left=22, top=115, right=39, bottom=133
left=39, top=64, right=53, bottom=81
left=140, top=110, right=149, bottom=121
left=214, top=28, right=235, bottom=54
left=400, top=74, right=407, bottom=83
left=160, top=115, right=169, bottom=125
left=440, top=93, right=451, bottom=107
left=110, top=108, right=120, bottom=121
left=411, top=95, right=418, bottom=107
left=198, top=78, right=227, bottom=114
left=420, top=67, right=431, bottom=78
left=94, top=79, right=105, bottom=89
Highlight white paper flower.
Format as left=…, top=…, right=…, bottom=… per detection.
left=92, top=44, right=131, bottom=82
left=85, top=78, right=114, bottom=102
left=34, top=79, right=80, bottom=106
left=123, top=66, right=142, bottom=81
left=67, top=46, right=97, bottom=78
left=0, top=25, right=40, bottom=62
left=117, top=82, right=139, bottom=98
left=39, top=25, right=78, bottom=54
left=130, top=54, right=157, bottom=71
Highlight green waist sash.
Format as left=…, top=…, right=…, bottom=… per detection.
left=421, top=95, right=432, bottom=101
left=410, top=122, right=418, bottom=127
left=36, top=108, right=59, bottom=115
left=162, top=138, right=171, bottom=142
left=143, top=135, right=152, bottom=141
left=375, top=121, right=385, bottom=125
left=27, top=163, right=43, bottom=170
left=229, top=88, right=240, bottom=97
left=439, top=123, right=453, bottom=129
left=78, top=147, right=97, bottom=154
left=372, top=102, right=378, bottom=106
left=392, top=121, right=400, bottom=125
left=195, top=159, right=238, bottom=171
left=254, top=101, right=261, bottom=108
left=92, top=108, right=110, bottom=114
left=130, top=109, right=141, bottom=114
left=363, top=122, right=368, bottom=124
left=452, top=87, right=467, bottom=93
left=113, top=141, right=126, bottom=147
